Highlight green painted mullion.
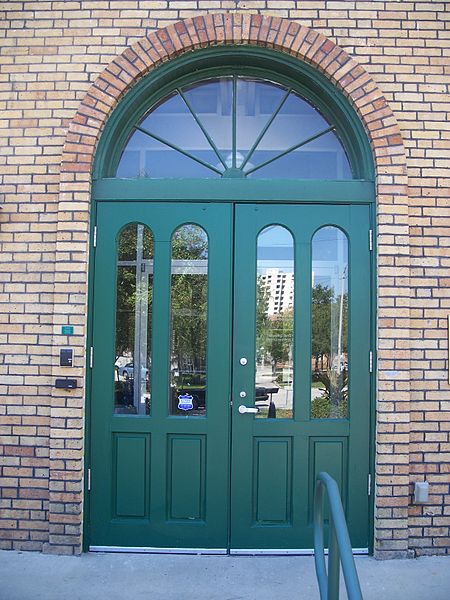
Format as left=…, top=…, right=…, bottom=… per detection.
left=245, top=126, right=335, bottom=175
left=177, top=88, right=228, bottom=170
left=135, top=125, right=223, bottom=175
left=150, top=234, right=172, bottom=421
left=295, top=234, right=311, bottom=422
left=147, top=220, right=173, bottom=528
left=232, top=77, right=237, bottom=168
left=241, top=88, right=291, bottom=170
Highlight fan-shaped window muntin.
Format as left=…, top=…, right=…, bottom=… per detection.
left=116, top=76, right=353, bottom=180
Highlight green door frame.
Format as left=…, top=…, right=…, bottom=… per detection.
left=83, top=45, right=377, bottom=553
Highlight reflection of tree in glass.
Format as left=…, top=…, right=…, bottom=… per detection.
left=311, top=283, right=348, bottom=418
left=312, top=284, right=333, bottom=366
left=171, top=225, right=208, bottom=377
left=118, top=223, right=154, bottom=261
left=114, top=224, right=154, bottom=414
left=116, top=224, right=154, bottom=359
left=116, top=266, right=136, bottom=358
left=256, top=277, right=293, bottom=380
left=268, top=310, right=293, bottom=378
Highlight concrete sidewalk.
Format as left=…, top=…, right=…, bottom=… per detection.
left=0, top=550, right=449, bottom=600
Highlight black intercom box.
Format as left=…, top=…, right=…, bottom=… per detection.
left=55, top=378, right=77, bottom=389
left=60, top=348, right=73, bottom=367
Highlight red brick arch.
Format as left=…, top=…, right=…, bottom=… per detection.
left=52, top=13, right=410, bottom=557
left=60, top=13, right=407, bottom=178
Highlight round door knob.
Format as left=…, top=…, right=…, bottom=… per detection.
left=239, top=357, right=248, bottom=365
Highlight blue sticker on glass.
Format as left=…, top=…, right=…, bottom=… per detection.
left=178, top=393, right=194, bottom=411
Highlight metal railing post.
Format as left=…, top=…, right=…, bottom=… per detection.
left=313, top=471, right=363, bottom=600
left=313, top=478, right=328, bottom=599
left=327, top=513, right=340, bottom=600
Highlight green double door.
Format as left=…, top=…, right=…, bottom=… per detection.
left=89, top=201, right=371, bottom=552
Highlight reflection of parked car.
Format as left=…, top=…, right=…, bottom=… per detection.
left=117, top=362, right=149, bottom=381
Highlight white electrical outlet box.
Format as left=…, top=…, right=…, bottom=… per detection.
left=414, top=481, right=429, bottom=504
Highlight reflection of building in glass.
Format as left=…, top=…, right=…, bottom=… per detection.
left=260, top=269, right=294, bottom=315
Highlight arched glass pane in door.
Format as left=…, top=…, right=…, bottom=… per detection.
left=114, top=223, right=153, bottom=415
left=169, top=224, right=209, bottom=416
left=311, top=226, right=349, bottom=419
left=255, top=225, right=294, bottom=419
left=116, top=77, right=352, bottom=180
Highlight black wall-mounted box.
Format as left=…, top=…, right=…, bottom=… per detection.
left=55, top=378, right=77, bottom=389
left=60, top=348, right=73, bottom=367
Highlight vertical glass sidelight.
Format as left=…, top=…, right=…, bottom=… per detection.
left=169, top=225, right=208, bottom=416
left=255, top=226, right=294, bottom=419
left=311, top=227, right=348, bottom=419
left=114, top=223, right=153, bottom=415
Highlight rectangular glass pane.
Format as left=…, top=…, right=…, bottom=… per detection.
left=255, top=226, right=294, bottom=419
left=311, top=226, right=348, bottom=419
left=169, top=225, right=208, bottom=416
left=114, top=224, right=152, bottom=415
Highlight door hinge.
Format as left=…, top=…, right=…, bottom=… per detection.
left=87, top=468, right=91, bottom=491
left=369, top=351, right=373, bottom=373
left=369, top=229, right=373, bottom=251
left=89, top=346, right=94, bottom=369
left=368, top=473, right=372, bottom=496
left=93, top=226, right=97, bottom=248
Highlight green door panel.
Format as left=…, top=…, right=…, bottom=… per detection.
left=89, top=201, right=371, bottom=551
left=113, top=433, right=150, bottom=518
left=168, top=435, right=206, bottom=521
left=230, top=204, right=371, bottom=550
left=253, top=437, right=293, bottom=524
left=90, top=202, right=233, bottom=549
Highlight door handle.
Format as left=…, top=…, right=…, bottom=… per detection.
left=238, top=405, right=258, bottom=414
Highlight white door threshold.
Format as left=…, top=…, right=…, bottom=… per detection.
left=230, top=548, right=368, bottom=556
left=89, top=546, right=227, bottom=555
left=90, top=546, right=368, bottom=556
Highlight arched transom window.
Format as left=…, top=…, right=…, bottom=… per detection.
left=116, top=77, right=353, bottom=180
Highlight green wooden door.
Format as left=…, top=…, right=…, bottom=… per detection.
left=90, top=202, right=233, bottom=550
left=231, top=203, right=371, bottom=551
left=89, top=201, right=371, bottom=551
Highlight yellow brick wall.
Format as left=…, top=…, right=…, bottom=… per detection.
left=0, top=2, right=449, bottom=556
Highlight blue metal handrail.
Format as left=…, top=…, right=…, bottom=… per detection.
left=314, top=472, right=363, bottom=600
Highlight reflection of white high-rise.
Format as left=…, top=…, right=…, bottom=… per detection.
left=260, top=269, right=294, bottom=315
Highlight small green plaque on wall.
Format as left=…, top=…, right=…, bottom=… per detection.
left=61, top=325, right=74, bottom=335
